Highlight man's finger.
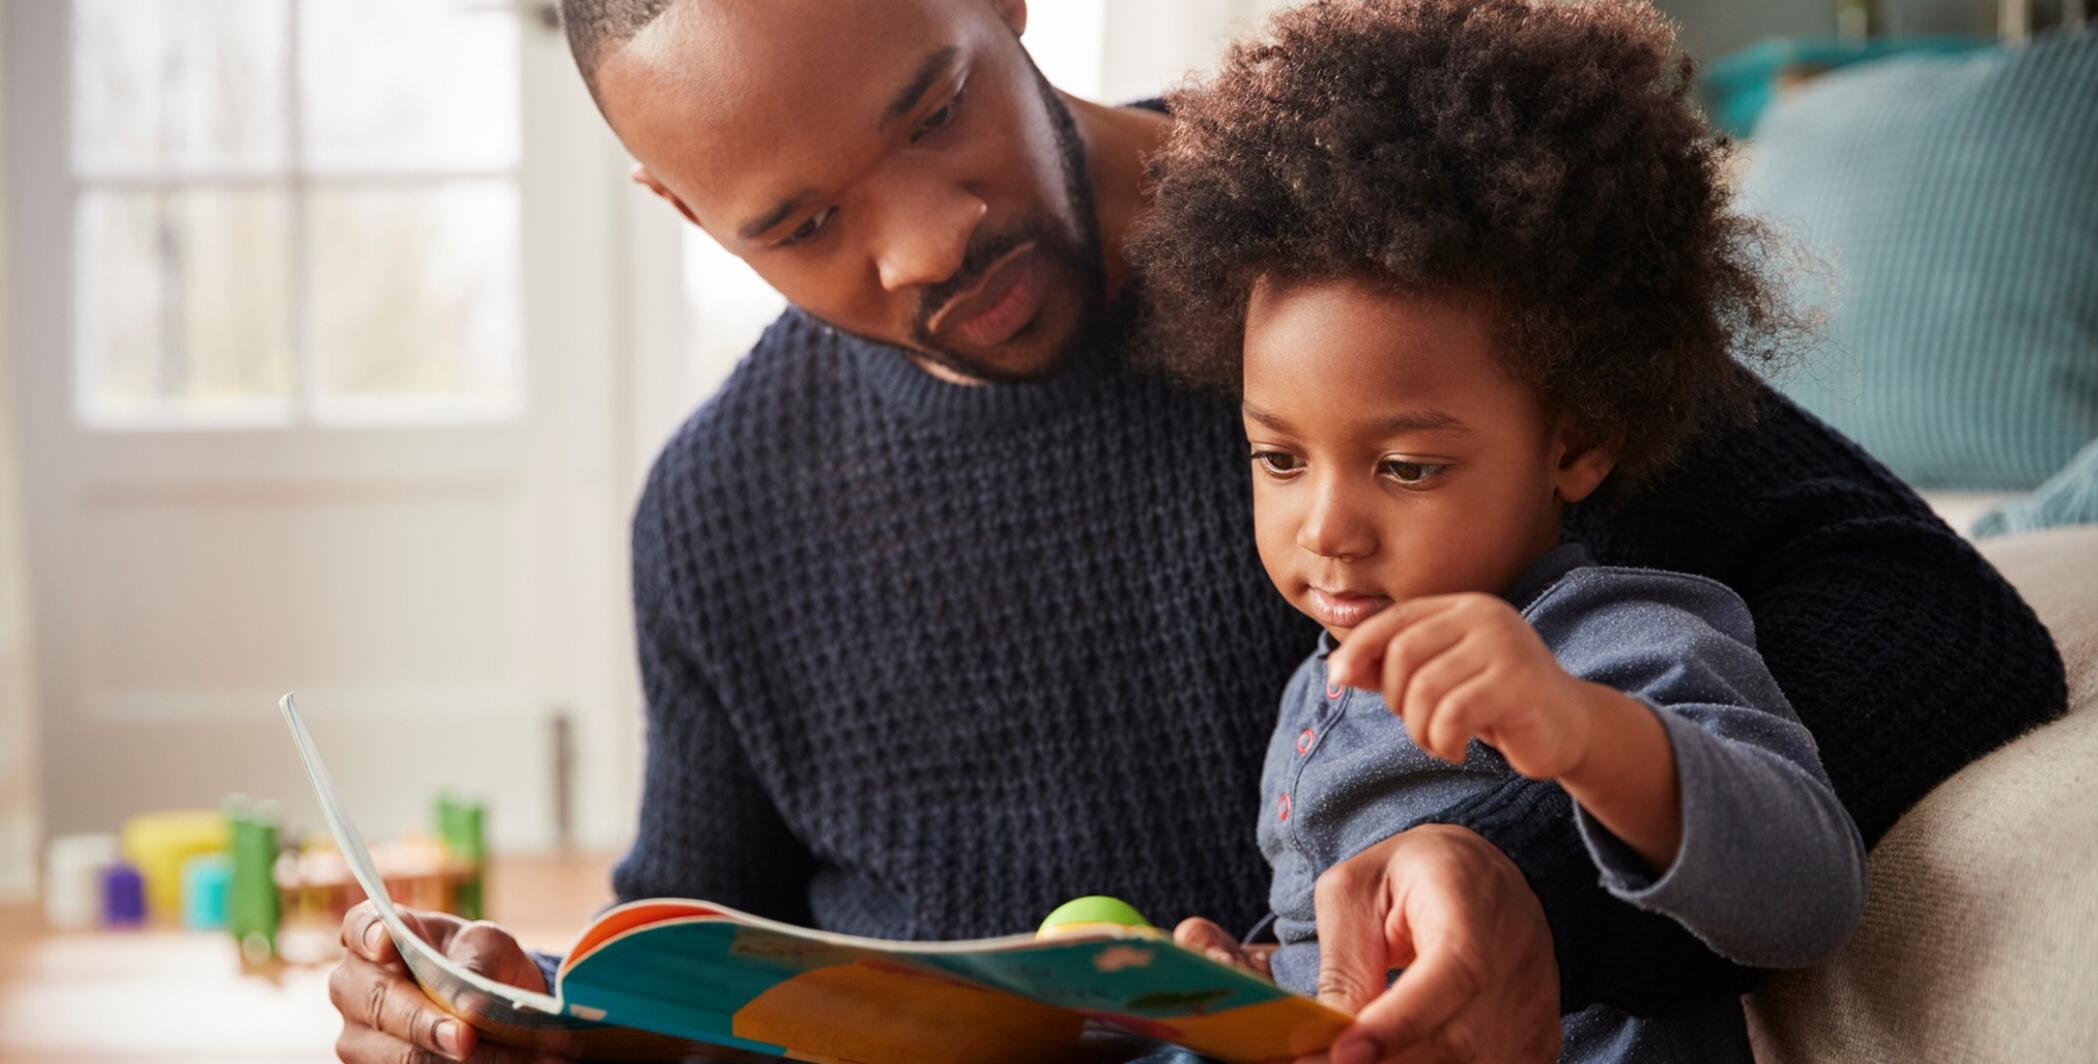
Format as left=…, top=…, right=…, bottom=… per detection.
left=333, top=1021, right=556, bottom=1064
left=340, top=902, right=400, bottom=965
left=449, top=922, right=548, bottom=992
left=328, top=959, right=464, bottom=1060
left=1343, top=924, right=1489, bottom=1056
left=335, top=1023, right=451, bottom=1064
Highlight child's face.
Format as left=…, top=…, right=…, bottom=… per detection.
left=1241, top=277, right=1612, bottom=639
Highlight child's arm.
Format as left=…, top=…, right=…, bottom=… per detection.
left=1329, top=577, right=1868, bottom=968
left=1547, top=681, right=1681, bottom=871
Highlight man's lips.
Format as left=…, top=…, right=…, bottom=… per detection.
left=1306, top=587, right=1396, bottom=630
left=925, top=243, right=1043, bottom=348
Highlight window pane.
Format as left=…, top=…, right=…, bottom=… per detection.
left=72, top=0, right=288, bottom=175
left=299, top=0, right=520, bottom=172
left=306, top=183, right=522, bottom=414
left=76, top=188, right=294, bottom=423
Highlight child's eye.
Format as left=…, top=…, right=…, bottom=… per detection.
left=911, top=87, right=965, bottom=143
left=1251, top=450, right=1305, bottom=478
left=777, top=206, right=837, bottom=248
left=1379, top=460, right=1447, bottom=486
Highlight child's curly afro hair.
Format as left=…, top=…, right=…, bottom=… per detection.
left=1129, top=0, right=1811, bottom=486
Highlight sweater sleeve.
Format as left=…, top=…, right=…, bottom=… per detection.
left=608, top=455, right=817, bottom=921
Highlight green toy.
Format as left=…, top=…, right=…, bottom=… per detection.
left=1036, top=895, right=1160, bottom=940
left=435, top=791, right=487, bottom=921
left=225, top=795, right=281, bottom=965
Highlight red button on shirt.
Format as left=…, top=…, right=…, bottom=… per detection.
left=1296, top=728, right=1315, bottom=755
left=1325, top=681, right=1344, bottom=700
left=1277, top=793, right=1292, bottom=821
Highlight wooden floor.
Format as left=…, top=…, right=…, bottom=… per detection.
left=0, top=852, right=616, bottom=1063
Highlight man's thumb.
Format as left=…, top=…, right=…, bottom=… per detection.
left=1311, top=892, right=1396, bottom=1013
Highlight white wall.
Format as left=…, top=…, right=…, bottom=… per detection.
left=0, top=0, right=45, bottom=902
left=1100, top=0, right=1296, bottom=101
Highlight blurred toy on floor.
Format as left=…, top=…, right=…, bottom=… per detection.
left=38, top=790, right=488, bottom=969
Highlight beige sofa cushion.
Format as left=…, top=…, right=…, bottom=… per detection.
left=1748, top=524, right=2098, bottom=1063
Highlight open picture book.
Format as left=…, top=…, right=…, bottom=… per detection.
left=277, top=693, right=1351, bottom=1063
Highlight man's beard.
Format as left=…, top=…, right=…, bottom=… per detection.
left=837, top=61, right=1109, bottom=384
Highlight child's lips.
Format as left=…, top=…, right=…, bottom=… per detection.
left=1306, top=587, right=1395, bottom=630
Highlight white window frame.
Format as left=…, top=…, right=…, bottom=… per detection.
left=66, top=0, right=527, bottom=433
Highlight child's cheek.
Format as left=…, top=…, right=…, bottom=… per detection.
left=1248, top=481, right=1302, bottom=601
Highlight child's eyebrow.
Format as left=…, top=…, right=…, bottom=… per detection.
left=1241, top=404, right=1294, bottom=431
left=1370, top=411, right=1471, bottom=435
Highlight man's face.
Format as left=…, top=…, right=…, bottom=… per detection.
left=596, top=0, right=1102, bottom=381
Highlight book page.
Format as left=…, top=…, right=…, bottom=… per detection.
left=278, top=693, right=774, bottom=1061
left=561, top=912, right=1350, bottom=1064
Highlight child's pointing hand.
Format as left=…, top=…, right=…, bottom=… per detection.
left=1325, top=593, right=1599, bottom=779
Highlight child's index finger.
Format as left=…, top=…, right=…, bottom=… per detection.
left=1328, top=596, right=1455, bottom=686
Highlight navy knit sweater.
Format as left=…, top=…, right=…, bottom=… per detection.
left=607, top=307, right=2065, bottom=1015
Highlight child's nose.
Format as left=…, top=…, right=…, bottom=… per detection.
left=1296, top=479, right=1377, bottom=561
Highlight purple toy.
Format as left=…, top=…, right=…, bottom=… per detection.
left=101, top=862, right=146, bottom=926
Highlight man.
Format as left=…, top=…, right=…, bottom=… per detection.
left=327, top=2, right=2067, bottom=1062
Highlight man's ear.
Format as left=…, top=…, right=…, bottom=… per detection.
left=1551, top=419, right=1620, bottom=505
left=631, top=163, right=702, bottom=228
left=989, top=0, right=1028, bottom=37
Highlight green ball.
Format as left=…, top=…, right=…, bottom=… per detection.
left=1038, top=895, right=1152, bottom=935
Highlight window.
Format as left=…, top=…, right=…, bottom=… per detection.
left=69, top=0, right=523, bottom=428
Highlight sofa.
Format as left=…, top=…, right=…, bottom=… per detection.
left=1747, top=517, right=2098, bottom=1062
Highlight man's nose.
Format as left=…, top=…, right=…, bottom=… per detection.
left=873, top=186, right=987, bottom=293
left=1296, top=477, right=1377, bottom=561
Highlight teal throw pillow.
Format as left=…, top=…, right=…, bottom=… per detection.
left=1736, top=29, right=2098, bottom=491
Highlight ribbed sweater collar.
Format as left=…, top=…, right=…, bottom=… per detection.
left=842, top=285, right=1147, bottom=431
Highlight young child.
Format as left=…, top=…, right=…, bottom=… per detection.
left=1127, top=0, right=1865, bottom=1059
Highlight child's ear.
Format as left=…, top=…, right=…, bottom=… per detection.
left=1551, top=420, right=1620, bottom=505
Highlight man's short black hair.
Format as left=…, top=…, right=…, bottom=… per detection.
left=559, top=0, right=678, bottom=102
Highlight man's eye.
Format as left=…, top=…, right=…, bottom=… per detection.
left=912, top=88, right=965, bottom=143
left=1379, top=460, right=1447, bottom=485
left=778, top=206, right=836, bottom=248
left=1251, top=451, right=1304, bottom=477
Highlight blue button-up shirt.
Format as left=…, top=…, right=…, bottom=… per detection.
left=1257, top=543, right=1866, bottom=1062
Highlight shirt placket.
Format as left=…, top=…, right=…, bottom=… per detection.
left=1277, top=658, right=1349, bottom=855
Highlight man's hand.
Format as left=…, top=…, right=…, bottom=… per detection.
left=1326, top=593, right=1595, bottom=779
left=1295, top=824, right=1559, bottom=1064
left=329, top=901, right=564, bottom=1063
